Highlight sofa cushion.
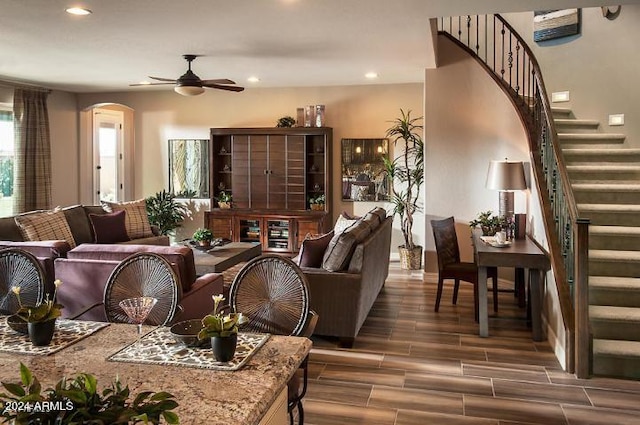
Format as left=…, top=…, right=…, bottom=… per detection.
left=62, top=205, right=95, bottom=245
left=322, top=220, right=371, bottom=272
left=298, top=231, right=334, bottom=268
left=102, top=199, right=154, bottom=240
left=368, top=206, right=387, bottom=223
left=334, top=213, right=357, bottom=235
left=14, top=209, right=77, bottom=248
left=0, top=216, right=24, bottom=241
left=89, top=211, right=130, bottom=244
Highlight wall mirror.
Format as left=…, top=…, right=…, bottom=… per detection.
left=168, top=139, right=209, bottom=198
left=341, top=138, right=389, bottom=201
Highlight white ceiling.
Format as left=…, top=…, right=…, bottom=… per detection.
left=0, top=0, right=633, bottom=93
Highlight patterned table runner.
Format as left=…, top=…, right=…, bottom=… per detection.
left=0, top=318, right=110, bottom=356
left=107, top=327, right=270, bottom=371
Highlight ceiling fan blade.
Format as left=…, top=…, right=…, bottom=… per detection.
left=149, top=76, right=177, bottom=82
left=201, top=78, right=236, bottom=85
left=129, top=82, right=175, bottom=86
left=203, top=83, right=245, bottom=92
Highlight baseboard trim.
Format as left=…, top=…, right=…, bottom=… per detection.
left=543, top=314, right=567, bottom=371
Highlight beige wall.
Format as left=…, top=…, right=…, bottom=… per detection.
left=504, top=6, right=640, bottom=146
left=76, top=84, right=424, bottom=249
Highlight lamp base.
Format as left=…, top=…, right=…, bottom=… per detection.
left=498, top=191, right=515, bottom=218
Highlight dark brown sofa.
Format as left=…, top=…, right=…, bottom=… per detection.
left=299, top=216, right=392, bottom=347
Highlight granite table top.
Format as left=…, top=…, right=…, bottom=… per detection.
left=0, top=323, right=312, bottom=425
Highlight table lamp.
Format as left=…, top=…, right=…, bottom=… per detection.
left=485, top=159, right=527, bottom=218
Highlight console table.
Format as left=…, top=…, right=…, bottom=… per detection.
left=472, top=232, right=551, bottom=341
left=0, top=323, right=311, bottom=425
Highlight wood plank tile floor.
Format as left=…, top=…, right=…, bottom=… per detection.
left=304, top=262, right=640, bottom=425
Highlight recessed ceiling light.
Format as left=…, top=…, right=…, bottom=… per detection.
left=247, top=76, right=260, bottom=83
left=65, top=7, right=92, bottom=16
left=365, top=72, right=379, bottom=79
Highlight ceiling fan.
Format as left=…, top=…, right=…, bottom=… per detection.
left=131, top=54, right=244, bottom=96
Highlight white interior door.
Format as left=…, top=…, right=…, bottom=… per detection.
left=93, top=109, right=124, bottom=204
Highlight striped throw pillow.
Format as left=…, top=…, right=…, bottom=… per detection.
left=14, top=208, right=77, bottom=248
left=102, top=199, right=154, bottom=240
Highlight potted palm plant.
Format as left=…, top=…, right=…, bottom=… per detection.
left=383, top=109, right=424, bottom=270
left=145, top=190, right=189, bottom=236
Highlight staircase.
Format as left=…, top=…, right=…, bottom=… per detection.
left=556, top=107, right=640, bottom=379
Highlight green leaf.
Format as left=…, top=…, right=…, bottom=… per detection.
left=19, top=363, right=32, bottom=387
left=133, top=391, right=152, bottom=406
left=149, top=391, right=173, bottom=402
left=2, top=382, right=25, bottom=397
left=162, top=410, right=180, bottom=424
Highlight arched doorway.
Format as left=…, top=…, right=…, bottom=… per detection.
left=79, top=103, right=135, bottom=205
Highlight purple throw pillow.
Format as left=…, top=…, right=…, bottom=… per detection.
left=298, top=231, right=334, bottom=268
left=89, top=210, right=130, bottom=244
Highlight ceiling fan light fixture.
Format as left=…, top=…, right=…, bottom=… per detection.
left=174, top=85, right=205, bottom=96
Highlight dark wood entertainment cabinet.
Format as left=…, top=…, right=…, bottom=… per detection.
left=205, top=127, right=332, bottom=254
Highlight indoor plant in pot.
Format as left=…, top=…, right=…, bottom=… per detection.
left=192, top=227, right=213, bottom=247
left=383, top=109, right=425, bottom=270
left=469, top=210, right=508, bottom=236
left=145, top=189, right=189, bottom=236
left=216, top=191, right=232, bottom=209
left=309, top=193, right=325, bottom=211
left=12, top=279, right=64, bottom=346
left=197, top=295, right=246, bottom=362
left=0, top=362, right=179, bottom=424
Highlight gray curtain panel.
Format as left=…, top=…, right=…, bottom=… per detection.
left=13, top=88, right=52, bottom=213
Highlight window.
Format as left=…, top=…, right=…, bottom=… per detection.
left=0, top=109, right=14, bottom=217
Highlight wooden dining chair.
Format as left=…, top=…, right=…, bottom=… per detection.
left=0, top=248, right=46, bottom=314
left=431, top=217, right=499, bottom=320
left=229, top=254, right=316, bottom=425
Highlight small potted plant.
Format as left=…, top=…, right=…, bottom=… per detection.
left=192, top=227, right=213, bottom=247
left=12, top=280, right=64, bottom=346
left=309, top=194, right=325, bottom=211
left=469, top=210, right=508, bottom=236
left=198, top=294, right=246, bottom=362
left=216, top=191, right=232, bottom=209
left=0, top=363, right=180, bottom=424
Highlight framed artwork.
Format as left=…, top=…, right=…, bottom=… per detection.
left=168, top=139, right=209, bottom=198
left=533, top=9, right=580, bottom=42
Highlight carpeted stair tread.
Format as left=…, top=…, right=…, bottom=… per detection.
left=559, top=133, right=626, bottom=140
left=579, top=203, right=640, bottom=213
left=590, top=305, right=640, bottom=322
left=589, top=249, right=640, bottom=262
left=554, top=119, right=599, bottom=127
left=574, top=183, right=640, bottom=191
left=563, top=148, right=640, bottom=156
left=593, top=339, right=640, bottom=358
left=590, top=275, right=640, bottom=290
left=567, top=164, right=640, bottom=172
left=551, top=107, right=572, bottom=116
left=590, top=226, right=640, bottom=236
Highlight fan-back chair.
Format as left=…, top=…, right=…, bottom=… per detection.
left=229, top=254, right=317, bottom=425
left=0, top=248, right=46, bottom=314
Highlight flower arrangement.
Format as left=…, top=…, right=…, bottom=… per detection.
left=197, top=295, right=245, bottom=339
left=309, top=194, right=325, bottom=211
left=215, top=191, right=232, bottom=208
left=12, top=279, right=63, bottom=323
left=0, top=363, right=179, bottom=424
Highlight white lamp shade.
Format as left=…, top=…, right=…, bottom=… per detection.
left=174, top=85, right=205, bottom=96
left=486, top=160, right=527, bottom=191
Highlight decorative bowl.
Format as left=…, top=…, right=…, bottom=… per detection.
left=6, top=314, right=28, bottom=335
left=170, top=319, right=209, bottom=348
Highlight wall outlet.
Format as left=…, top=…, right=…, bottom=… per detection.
left=609, top=114, right=625, bottom=126
left=551, top=91, right=570, bottom=103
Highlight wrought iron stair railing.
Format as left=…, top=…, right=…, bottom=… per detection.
left=437, top=15, right=591, bottom=377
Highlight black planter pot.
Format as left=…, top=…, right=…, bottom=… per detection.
left=28, top=319, right=56, bottom=346
left=211, top=334, right=237, bottom=362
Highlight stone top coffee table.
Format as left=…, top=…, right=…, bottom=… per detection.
left=190, top=241, right=262, bottom=275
